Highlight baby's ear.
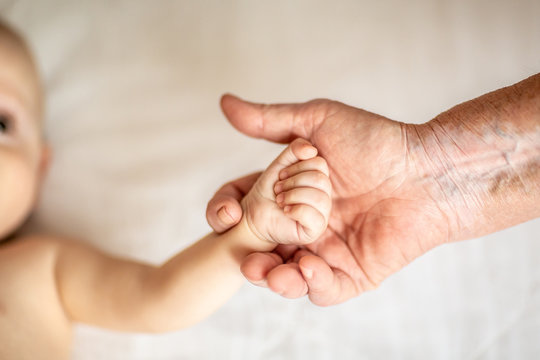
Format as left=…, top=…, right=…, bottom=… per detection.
left=38, top=144, right=52, bottom=182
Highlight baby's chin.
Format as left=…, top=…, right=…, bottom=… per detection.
left=0, top=207, right=31, bottom=241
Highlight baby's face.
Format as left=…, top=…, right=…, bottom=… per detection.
left=0, top=29, right=46, bottom=239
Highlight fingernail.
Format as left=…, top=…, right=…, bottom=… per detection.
left=304, top=145, right=317, bottom=158
left=279, top=170, right=288, bottom=180
left=276, top=193, right=284, bottom=205
left=274, top=181, right=283, bottom=194
left=217, top=207, right=235, bottom=225
left=300, top=265, right=313, bottom=279
left=283, top=205, right=291, bottom=213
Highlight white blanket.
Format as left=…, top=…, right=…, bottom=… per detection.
left=3, top=0, right=539, bottom=359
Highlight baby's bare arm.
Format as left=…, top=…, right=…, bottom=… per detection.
left=53, top=222, right=260, bottom=333
left=53, top=139, right=330, bottom=332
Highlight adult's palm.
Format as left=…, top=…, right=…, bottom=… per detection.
left=208, top=95, right=449, bottom=306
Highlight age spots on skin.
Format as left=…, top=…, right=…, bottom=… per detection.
left=489, top=160, right=539, bottom=196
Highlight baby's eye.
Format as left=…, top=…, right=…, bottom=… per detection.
left=0, top=114, right=11, bottom=133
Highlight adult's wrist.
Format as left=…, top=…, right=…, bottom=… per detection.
left=404, top=74, right=540, bottom=243
left=401, top=121, right=466, bottom=243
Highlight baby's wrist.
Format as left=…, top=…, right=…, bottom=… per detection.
left=236, top=215, right=276, bottom=252
left=225, top=199, right=275, bottom=253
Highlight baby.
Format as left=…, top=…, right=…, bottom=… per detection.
left=0, top=20, right=332, bottom=359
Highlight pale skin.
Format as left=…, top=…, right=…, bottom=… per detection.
left=0, top=25, right=332, bottom=359
left=207, top=73, right=540, bottom=306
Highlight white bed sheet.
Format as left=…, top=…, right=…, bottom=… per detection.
left=2, top=0, right=539, bottom=359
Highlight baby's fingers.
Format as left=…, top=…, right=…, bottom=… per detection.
left=271, top=138, right=318, bottom=171
left=274, top=170, right=331, bottom=197
left=279, top=156, right=329, bottom=180
left=276, top=187, right=332, bottom=217
left=283, top=204, right=327, bottom=243
left=257, top=138, right=317, bottom=195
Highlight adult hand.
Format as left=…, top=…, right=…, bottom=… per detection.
left=207, top=95, right=451, bottom=306
left=207, top=75, right=540, bottom=305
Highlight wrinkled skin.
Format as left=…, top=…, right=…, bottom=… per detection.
left=208, top=75, right=539, bottom=305
left=207, top=96, right=451, bottom=305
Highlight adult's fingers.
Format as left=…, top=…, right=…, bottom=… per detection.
left=240, top=246, right=308, bottom=298
left=266, top=248, right=313, bottom=298
left=220, top=94, right=331, bottom=144
left=206, top=172, right=261, bottom=233
left=274, top=244, right=301, bottom=262
left=267, top=263, right=308, bottom=298
left=298, top=255, right=360, bottom=306
left=240, top=252, right=283, bottom=287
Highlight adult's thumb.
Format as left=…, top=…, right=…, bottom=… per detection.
left=220, top=94, right=323, bottom=144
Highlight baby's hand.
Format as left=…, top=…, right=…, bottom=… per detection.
left=241, top=138, right=331, bottom=249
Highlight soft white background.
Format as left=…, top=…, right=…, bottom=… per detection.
left=2, top=0, right=539, bottom=359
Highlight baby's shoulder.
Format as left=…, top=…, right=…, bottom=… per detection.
left=0, top=235, right=73, bottom=357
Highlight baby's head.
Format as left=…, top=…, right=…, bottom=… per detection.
left=0, top=19, right=48, bottom=239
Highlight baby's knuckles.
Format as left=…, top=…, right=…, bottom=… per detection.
left=242, top=186, right=324, bottom=248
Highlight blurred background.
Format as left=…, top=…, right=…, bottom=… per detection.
left=1, top=0, right=539, bottom=359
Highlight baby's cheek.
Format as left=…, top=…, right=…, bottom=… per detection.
left=0, top=153, right=36, bottom=238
